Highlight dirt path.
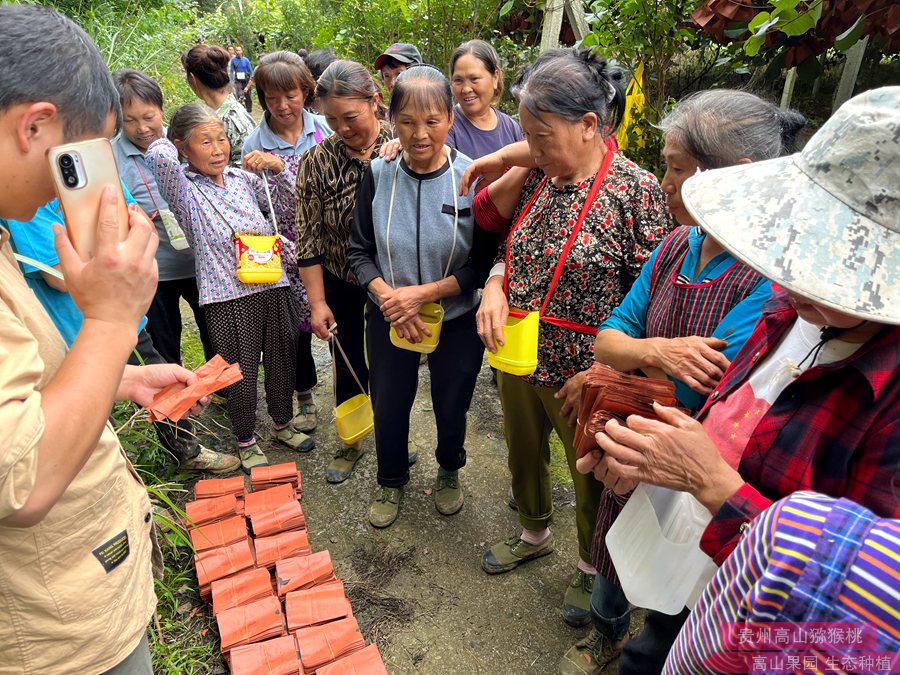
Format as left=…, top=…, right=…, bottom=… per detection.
left=190, top=330, right=631, bottom=673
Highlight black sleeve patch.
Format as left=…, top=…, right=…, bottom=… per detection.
left=92, top=530, right=130, bottom=573
left=442, top=204, right=471, bottom=218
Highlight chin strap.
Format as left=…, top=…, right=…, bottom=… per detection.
left=796, top=320, right=868, bottom=369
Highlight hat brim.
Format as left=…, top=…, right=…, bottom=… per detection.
left=374, top=53, right=416, bottom=70
left=682, top=155, right=900, bottom=325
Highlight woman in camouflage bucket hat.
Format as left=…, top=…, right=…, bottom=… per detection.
left=577, top=87, right=900, bottom=674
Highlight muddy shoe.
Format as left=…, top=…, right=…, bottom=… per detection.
left=368, top=487, right=403, bottom=528
left=434, top=469, right=463, bottom=515
left=239, top=442, right=269, bottom=474
left=326, top=444, right=365, bottom=484
left=482, top=533, right=554, bottom=574
left=273, top=425, right=315, bottom=452
left=558, top=627, right=627, bottom=675
left=292, top=399, right=318, bottom=433
left=178, top=445, right=241, bottom=475
left=562, top=569, right=595, bottom=627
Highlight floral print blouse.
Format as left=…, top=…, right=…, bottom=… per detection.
left=504, top=155, right=671, bottom=388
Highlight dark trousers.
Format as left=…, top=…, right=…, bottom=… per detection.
left=144, top=276, right=212, bottom=365
left=130, top=329, right=200, bottom=464
left=618, top=608, right=690, bottom=675
left=366, top=301, right=484, bottom=487
left=324, top=269, right=369, bottom=405
left=204, top=287, right=298, bottom=439
left=295, top=328, right=317, bottom=393
left=234, top=80, right=252, bottom=112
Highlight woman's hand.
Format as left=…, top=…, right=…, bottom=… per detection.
left=380, top=285, right=428, bottom=324
left=309, top=300, right=336, bottom=340
left=555, top=370, right=587, bottom=426
left=459, top=151, right=507, bottom=195
left=392, top=316, right=431, bottom=343
left=576, top=450, right=639, bottom=495
left=476, top=276, right=509, bottom=352
left=646, top=336, right=730, bottom=395
left=595, top=402, right=744, bottom=512
left=378, top=138, right=403, bottom=162
left=118, top=364, right=208, bottom=417
left=242, top=150, right=285, bottom=174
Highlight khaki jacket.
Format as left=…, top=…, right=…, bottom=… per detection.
left=0, top=229, right=158, bottom=673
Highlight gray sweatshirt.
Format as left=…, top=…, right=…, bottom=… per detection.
left=348, top=150, right=495, bottom=321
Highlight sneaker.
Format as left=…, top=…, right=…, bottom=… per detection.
left=273, top=425, right=315, bottom=452
left=562, top=569, right=595, bottom=627
left=368, top=486, right=403, bottom=528
left=407, top=439, right=419, bottom=466
left=434, top=470, right=463, bottom=515
left=326, top=444, right=365, bottom=484
left=292, top=399, right=317, bottom=432
left=178, top=445, right=241, bottom=475
left=239, top=442, right=269, bottom=474
left=482, top=533, right=555, bottom=575
left=558, top=627, right=627, bottom=675
left=507, top=485, right=518, bottom=510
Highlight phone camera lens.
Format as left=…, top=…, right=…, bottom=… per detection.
left=59, top=155, right=74, bottom=169
left=65, top=175, right=77, bottom=187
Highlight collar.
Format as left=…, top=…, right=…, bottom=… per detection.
left=757, top=292, right=900, bottom=399
left=259, top=109, right=320, bottom=152
left=113, top=133, right=143, bottom=158
left=185, top=167, right=242, bottom=187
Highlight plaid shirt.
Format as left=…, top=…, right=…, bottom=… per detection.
left=697, top=291, right=900, bottom=565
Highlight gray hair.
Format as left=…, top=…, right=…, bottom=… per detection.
left=166, top=103, right=222, bottom=145
left=512, top=48, right=625, bottom=134
left=658, top=90, right=807, bottom=168
left=0, top=5, right=121, bottom=139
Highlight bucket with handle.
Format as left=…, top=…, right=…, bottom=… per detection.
left=329, top=326, right=373, bottom=445
left=486, top=309, right=539, bottom=375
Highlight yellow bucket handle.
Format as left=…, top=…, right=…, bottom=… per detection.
left=327, top=323, right=368, bottom=409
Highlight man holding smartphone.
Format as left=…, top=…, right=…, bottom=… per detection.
left=0, top=5, right=202, bottom=673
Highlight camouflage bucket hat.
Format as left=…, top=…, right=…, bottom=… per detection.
left=682, top=86, right=900, bottom=324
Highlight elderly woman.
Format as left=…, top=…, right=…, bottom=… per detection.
left=182, top=44, right=255, bottom=165
left=296, top=60, right=405, bottom=484
left=558, top=90, right=805, bottom=674
left=472, top=48, right=670, bottom=627
left=241, top=51, right=333, bottom=436
left=588, top=87, right=900, bottom=674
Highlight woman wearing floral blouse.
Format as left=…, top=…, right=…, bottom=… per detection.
left=470, top=49, right=671, bottom=627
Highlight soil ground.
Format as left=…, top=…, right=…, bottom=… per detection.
left=180, top=309, right=643, bottom=674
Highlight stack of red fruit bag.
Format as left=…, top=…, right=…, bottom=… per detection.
left=574, top=363, right=680, bottom=459
left=251, top=463, right=302, bottom=500
left=185, top=462, right=389, bottom=674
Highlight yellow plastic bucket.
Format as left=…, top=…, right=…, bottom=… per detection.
left=487, top=310, right=539, bottom=376
left=333, top=393, right=374, bottom=445
left=234, top=235, right=283, bottom=284
left=389, top=302, right=444, bottom=354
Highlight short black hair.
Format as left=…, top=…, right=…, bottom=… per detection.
left=379, top=56, right=405, bottom=71
left=113, top=69, right=164, bottom=112
left=0, top=5, right=120, bottom=139
left=305, top=48, right=338, bottom=81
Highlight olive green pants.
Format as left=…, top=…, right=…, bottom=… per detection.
left=498, top=371, right=604, bottom=563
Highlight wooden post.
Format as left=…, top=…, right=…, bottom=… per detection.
left=780, top=68, right=798, bottom=108
left=541, top=0, right=589, bottom=52
left=833, top=36, right=868, bottom=112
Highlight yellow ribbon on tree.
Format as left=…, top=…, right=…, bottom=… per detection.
left=616, top=62, right=647, bottom=151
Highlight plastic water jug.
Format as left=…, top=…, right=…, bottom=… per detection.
left=606, top=483, right=719, bottom=615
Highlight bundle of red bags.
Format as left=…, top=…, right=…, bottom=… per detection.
left=574, top=363, right=680, bottom=459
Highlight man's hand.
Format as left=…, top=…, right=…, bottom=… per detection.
left=55, top=187, right=158, bottom=333
left=555, top=370, right=587, bottom=426
left=646, top=336, right=730, bottom=395
left=118, top=364, right=208, bottom=417
left=595, top=402, right=745, bottom=512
